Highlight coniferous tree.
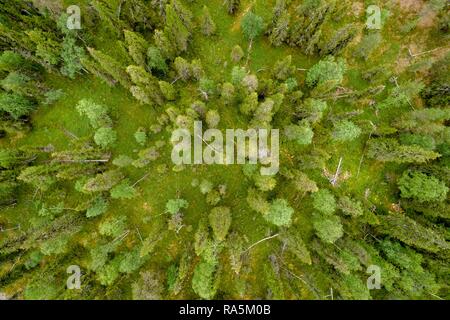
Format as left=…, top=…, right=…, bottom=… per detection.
left=174, top=57, right=191, bottom=81
left=332, top=120, right=362, bottom=142
left=60, top=37, right=85, bottom=79
left=273, top=55, right=294, bottom=81
left=164, top=3, right=191, bottom=54
left=319, top=24, right=357, bottom=56
left=230, top=45, right=244, bottom=63
left=284, top=120, right=314, bottom=145
left=0, top=93, right=35, bottom=120
left=268, top=12, right=290, bottom=46
left=26, top=30, right=61, bottom=67
left=312, top=212, right=343, bottom=244
left=398, top=171, right=448, bottom=203
left=91, top=0, right=126, bottom=36
left=224, top=0, right=241, bottom=15
left=124, top=30, right=149, bottom=66
left=209, top=207, right=232, bottom=242
left=126, top=65, right=163, bottom=105
left=368, top=138, right=440, bottom=164
left=147, top=46, right=168, bottom=74
left=200, top=6, right=216, bottom=36
left=87, top=47, right=131, bottom=89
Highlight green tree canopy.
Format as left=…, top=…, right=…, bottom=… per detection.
left=398, top=171, right=448, bottom=203
left=241, top=12, right=264, bottom=41
left=312, top=212, right=343, bottom=243
left=312, top=189, right=336, bottom=215
left=165, top=198, right=189, bottom=215
left=209, top=207, right=232, bottom=241
left=264, top=199, right=294, bottom=227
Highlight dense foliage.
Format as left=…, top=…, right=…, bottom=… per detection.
left=0, top=0, right=448, bottom=300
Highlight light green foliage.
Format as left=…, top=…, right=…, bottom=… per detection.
left=112, top=155, right=133, bottom=167
left=285, top=170, right=318, bottom=194
left=17, top=165, right=57, bottom=191
left=398, top=171, right=448, bottom=203
left=338, top=274, right=371, bottom=300
left=332, top=120, right=361, bottom=142
left=338, top=196, right=363, bottom=217
left=312, top=212, right=343, bottom=243
left=165, top=198, right=189, bottom=215
left=174, top=57, right=191, bottom=81
left=24, top=251, right=43, bottom=270
left=209, top=207, right=232, bottom=241
left=82, top=170, right=124, bottom=193
left=124, top=30, right=149, bottom=66
left=43, top=89, right=64, bottom=105
left=306, top=56, right=346, bottom=89
left=241, top=12, right=265, bottom=41
left=60, top=37, right=85, bottom=78
left=94, top=127, right=117, bottom=148
left=86, top=197, right=108, bottom=218
left=110, top=180, right=137, bottom=199
left=297, top=98, right=328, bottom=124
left=40, top=235, right=70, bottom=255
left=379, top=212, right=450, bottom=253
left=353, top=33, right=382, bottom=60
left=97, top=259, right=120, bottom=285
left=200, top=6, right=216, bottom=36
left=99, top=216, right=127, bottom=238
left=400, top=134, right=435, bottom=150
left=284, top=120, right=314, bottom=145
left=281, top=231, right=311, bottom=265
left=0, top=51, right=25, bottom=72
left=246, top=188, right=270, bottom=215
left=1, top=72, right=31, bottom=94
left=165, top=3, right=191, bottom=54
left=118, top=248, right=145, bottom=273
left=75, top=99, right=111, bottom=129
left=134, top=128, right=147, bottom=146
left=205, top=109, right=220, bottom=128
left=199, top=78, right=216, bottom=96
left=231, top=45, right=244, bottom=62
left=240, top=91, right=258, bottom=115
left=2, top=0, right=448, bottom=301
left=24, top=276, right=59, bottom=300
left=231, top=66, right=246, bottom=85
left=159, top=81, right=176, bottom=100
left=147, top=46, right=168, bottom=74
left=312, top=189, right=336, bottom=215
left=26, top=29, right=61, bottom=65
left=264, top=199, right=294, bottom=227
left=368, top=138, right=440, bottom=163
left=378, top=81, right=424, bottom=109
left=0, top=93, right=35, bottom=119
left=87, top=47, right=131, bottom=88
left=192, top=259, right=218, bottom=299
left=254, top=174, right=277, bottom=192
left=221, top=82, right=235, bottom=104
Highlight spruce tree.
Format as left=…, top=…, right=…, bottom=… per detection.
left=164, top=3, right=191, bottom=54
left=124, top=30, right=149, bottom=66
left=268, top=12, right=290, bottom=46
left=87, top=47, right=131, bottom=89
left=200, top=6, right=216, bottom=36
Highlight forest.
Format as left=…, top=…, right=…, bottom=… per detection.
left=0, top=0, right=449, bottom=300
